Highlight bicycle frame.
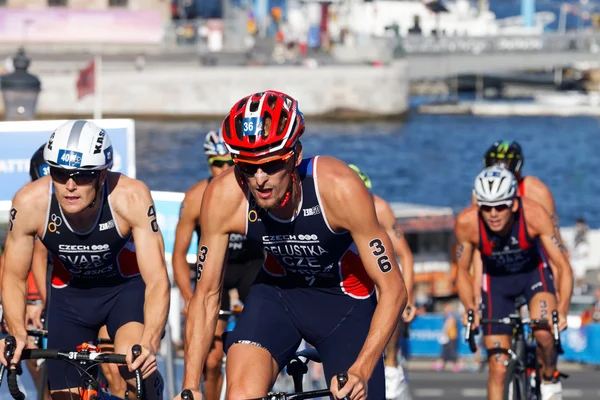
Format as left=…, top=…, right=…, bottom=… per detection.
left=465, top=309, right=564, bottom=400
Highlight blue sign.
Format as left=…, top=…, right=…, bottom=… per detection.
left=57, top=149, right=83, bottom=168
left=0, top=119, right=136, bottom=206
left=151, top=191, right=198, bottom=266
left=407, top=314, right=600, bottom=365
left=242, top=117, right=263, bottom=137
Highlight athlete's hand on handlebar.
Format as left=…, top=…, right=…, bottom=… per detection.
left=402, top=303, right=417, bottom=323
left=462, top=309, right=480, bottom=331
left=127, top=344, right=158, bottom=379
left=557, top=311, right=568, bottom=332
left=331, top=370, right=366, bottom=400
left=175, top=388, right=202, bottom=400
left=26, top=304, right=44, bottom=330
left=0, top=333, right=27, bottom=368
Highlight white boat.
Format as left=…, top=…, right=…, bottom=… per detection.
left=287, top=0, right=555, bottom=40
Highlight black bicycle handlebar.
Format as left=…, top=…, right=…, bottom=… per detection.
left=1, top=336, right=144, bottom=400
left=464, top=309, right=564, bottom=354
left=181, top=372, right=350, bottom=400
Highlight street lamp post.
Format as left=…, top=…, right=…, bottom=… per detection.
left=0, top=47, right=41, bottom=121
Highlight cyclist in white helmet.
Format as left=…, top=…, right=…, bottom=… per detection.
left=455, top=165, right=573, bottom=400
left=0, top=120, right=169, bottom=400
left=173, top=129, right=263, bottom=400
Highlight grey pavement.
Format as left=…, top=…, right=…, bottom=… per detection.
left=406, top=366, right=599, bottom=399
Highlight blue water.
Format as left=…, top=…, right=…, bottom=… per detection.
left=135, top=113, right=600, bottom=228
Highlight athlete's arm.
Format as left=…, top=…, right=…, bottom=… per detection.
left=182, top=173, right=237, bottom=395
left=526, top=201, right=573, bottom=331
left=122, top=179, right=170, bottom=376
left=173, top=182, right=207, bottom=311
left=373, top=195, right=415, bottom=321
left=454, top=207, right=479, bottom=327
left=321, top=158, right=407, bottom=399
left=469, top=194, right=483, bottom=305
left=31, top=238, right=48, bottom=306
left=0, top=185, right=40, bottom=365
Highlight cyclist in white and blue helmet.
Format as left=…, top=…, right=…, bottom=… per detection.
left=455, top=165, right=572, bottom=400
left=0, top=120, right=168, bottom=400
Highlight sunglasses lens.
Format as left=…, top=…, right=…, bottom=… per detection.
left=50, top=168, right=98, bottom=185
left=237, top=163, right=259, bottom=176
left=261, top=159, right=288, bottom=174
left=49, top=168, right=70, bottom=184
left=76, top=171, right=98, bottom=185
left=209, top=158, right=234, bottom=167
left=481, top=204, right=510, bottom=212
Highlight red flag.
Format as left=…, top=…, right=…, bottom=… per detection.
left=76, top=59, right=95, bottom=100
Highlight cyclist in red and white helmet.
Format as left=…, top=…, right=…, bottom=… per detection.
left=178, top=91, right=408, bottom=400
left=173, top=128, right=263, bottom=400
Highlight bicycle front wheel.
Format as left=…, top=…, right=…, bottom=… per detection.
left=503, top=360, right=527, bottom=400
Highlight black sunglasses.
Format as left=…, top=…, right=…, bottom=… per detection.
left=50, top=167, right=99, bottom=185
left=208, top=158, right=234, bottom=168
left=235, top=156, right=293, bottom=177
left=480, top=203, right=511, bottom=213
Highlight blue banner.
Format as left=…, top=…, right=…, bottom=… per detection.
left=407, top=314, right=600, bottom=365
left=560, top=323, right=600, bottom=364
left=406, top=314, right=473, bottom=358
left=151, top=191, right=198, bottom=265
left=0, top=119, right=136, bottom=206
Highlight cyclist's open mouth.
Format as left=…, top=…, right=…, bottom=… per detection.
left=256, top=188, right=273, bottom=199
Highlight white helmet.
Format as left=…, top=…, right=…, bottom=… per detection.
left=203, top=128, right=229, bottom=157
left=44, top=120, right=113, bottom=170
left=473, top=165, right=517, bottom=205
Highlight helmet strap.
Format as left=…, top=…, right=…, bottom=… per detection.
left=279, top=154, right=299, bottom=208
left=87, top=175, right=104, bottom=209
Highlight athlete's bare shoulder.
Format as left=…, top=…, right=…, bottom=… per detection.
left=9, top=176, right=52, bottom=235
left=314, top=156, right=375, bottom=230
left=520, top=196, right=550, bottom=234
left=106, top=172, right=154, bottom=214
left=523, top=175, right=554, bottom=208
left=180, top=179, right=209, bottom=215
left=199, top=167, right=247, bottom=235
left=315, top=156, right=369, bottom=200
left=372, top=194, right=395, bottom=227
left=454, top=205, right=479, bottom=242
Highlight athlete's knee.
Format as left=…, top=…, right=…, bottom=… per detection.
left=226, top=384, right=256, bottom=400
left=102, top=363, right=127, bottom=396
left=486, top=348, right=509, bottom=378
left=533, top=328, right=553, bottom=348
left=205, top=347, right=224, bottom=377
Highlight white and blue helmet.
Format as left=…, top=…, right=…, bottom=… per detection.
left=473, top=165, right=517, bottom=206
left=203, top=128, right=229, bottom=157
left=43, top=120, right=113, bottom=170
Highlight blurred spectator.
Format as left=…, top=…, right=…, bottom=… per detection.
left=571, top=217, right=591, bottom=286
left=581, top=287, right=600, bottom=326
left=432, top=302, right=463, bottom=372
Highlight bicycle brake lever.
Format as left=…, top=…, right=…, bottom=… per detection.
left=131, top=345, right=144, bottom=400
left=337, top=372, right=350, bottom=400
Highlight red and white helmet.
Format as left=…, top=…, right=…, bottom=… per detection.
left=221, top=90, right=305, bottom=158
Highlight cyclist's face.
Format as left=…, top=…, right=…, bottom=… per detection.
left=52, top=169, right=105, bottom=214
left=479, top=201, right=517, bottom=233
left=235, top=146, right=302, bottom=210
